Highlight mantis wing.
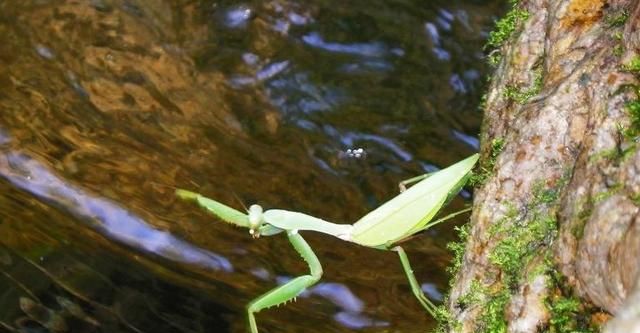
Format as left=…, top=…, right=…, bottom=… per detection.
left=176, top=189, right=250, bottom=228
left=351, top=154, right=478, bottom=248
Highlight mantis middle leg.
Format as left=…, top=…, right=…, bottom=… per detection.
left=392, top=246, right=438, bottom=317
left=417, top=206, right=472, bottom=232
left=247, top=230, right=322, bottom=333
left=398, top=172, right=434, bottom=192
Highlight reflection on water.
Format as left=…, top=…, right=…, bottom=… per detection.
left=421, top=282, right=444, bottom=302
left=222, top=5, right=254, bottom=29
left=0, top=148, right=232, bottom=272
left=275, top=277, right=387, bottom=329
left=302, top=32, right=396, bottom=58
left=0, top=244, right=232, bottom=333
left=0, top=0, right=503, bottom=332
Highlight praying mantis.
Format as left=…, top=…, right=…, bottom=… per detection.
left=176, top=153, right=478, bottom=333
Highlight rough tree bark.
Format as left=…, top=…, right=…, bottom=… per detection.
left=447, top=0, right=640, bottom=332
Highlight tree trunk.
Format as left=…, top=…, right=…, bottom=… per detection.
left=446, top=0, right=640, bottom=332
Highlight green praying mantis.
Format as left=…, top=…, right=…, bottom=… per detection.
left=176, top=153, right=478, bottom=333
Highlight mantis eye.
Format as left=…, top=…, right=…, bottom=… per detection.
left=248, top=204, right=264, bottom=238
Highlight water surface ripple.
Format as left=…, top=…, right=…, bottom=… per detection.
left=0, top=0, right=503, bottom=332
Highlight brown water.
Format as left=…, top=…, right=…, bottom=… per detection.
left=0, top=1, right=502, bottom=332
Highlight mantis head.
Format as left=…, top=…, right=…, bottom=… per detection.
left=248, top=204, right=265, bottom=238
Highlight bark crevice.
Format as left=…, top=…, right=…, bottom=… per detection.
left=447, top=0, right=640, bottom=331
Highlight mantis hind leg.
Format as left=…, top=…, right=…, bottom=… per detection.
left=392, top=245, right=438, bottom=318
left=247, top=231, right=323, bottom=333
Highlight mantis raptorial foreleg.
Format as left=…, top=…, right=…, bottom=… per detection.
left=247, top=230, right=323, bottom=333
left=392, top=246, right=437, bottom=317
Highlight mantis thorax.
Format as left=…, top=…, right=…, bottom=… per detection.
left=248, top=204, right=264, bottom=237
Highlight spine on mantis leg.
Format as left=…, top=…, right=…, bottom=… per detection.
left=175, top=189, right=251, bottom=228
left=246, top=231, right=323, bottom=333
left=287, top=230, right=323, bottom=278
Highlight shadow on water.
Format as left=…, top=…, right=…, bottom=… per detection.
left=0, top=0, right=503, bottom=332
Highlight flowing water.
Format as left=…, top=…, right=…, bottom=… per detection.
left=0, top=1, right=503, bottom=332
